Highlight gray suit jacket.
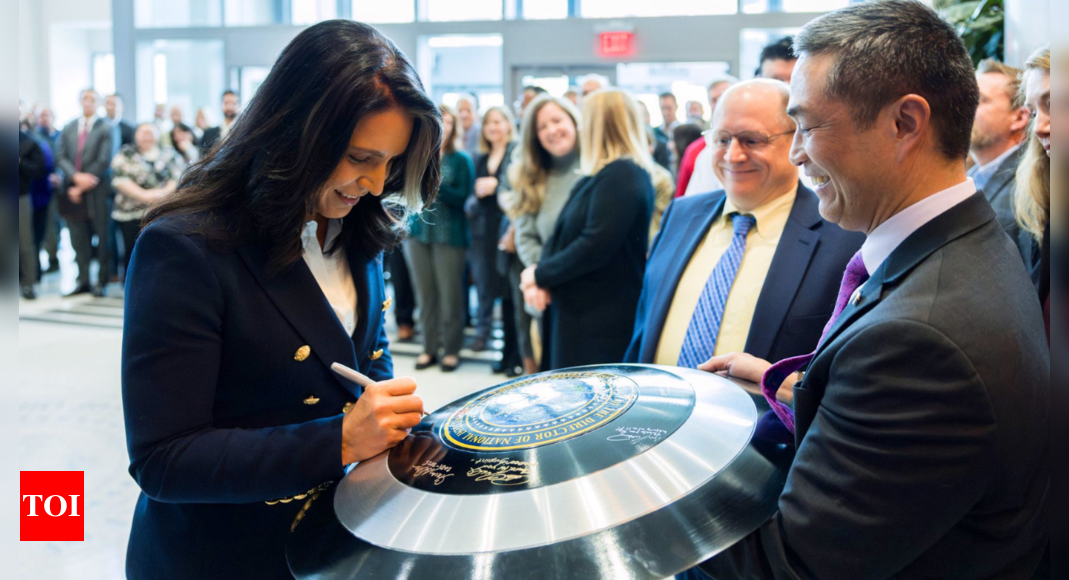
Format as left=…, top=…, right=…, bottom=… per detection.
left=700, top=193, right=1049, bottom=579
left=969, top=147, right=1035, bottom=266
left=55, top=117, right=114, bottom=220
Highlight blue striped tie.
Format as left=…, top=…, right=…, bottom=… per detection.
left=677, top=213, right=757, bottom=369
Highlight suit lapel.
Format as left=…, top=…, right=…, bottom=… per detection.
left=237, top=241, right=360, bottom=396
left=981, top=147, right=1023, bottom=204
left=811, top=193, right=997, bottom=362
left=745, top=184, right=822, bottom=360
left=642, top=194, right=727, bottom=359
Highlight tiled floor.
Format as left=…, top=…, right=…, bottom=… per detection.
left=18, top=259, right=502, bottom=579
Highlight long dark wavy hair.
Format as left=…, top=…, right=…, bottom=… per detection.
left=145, top=20, right=442, bottom=273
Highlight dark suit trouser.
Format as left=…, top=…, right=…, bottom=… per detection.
left=386, top=248, right=416, bottom=328
left=507, top=254, right=533, bottom=360
left=67, top=187, right=112, bottom=287
left=117, top=219, right=142, bottom=277
left=404, top=240, right=466, bottom=357
left=18, top=196, right=37, bottom=285
left=468, top=234, right=504, bottom=341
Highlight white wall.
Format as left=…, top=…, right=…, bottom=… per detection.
left=18, top=0, right=112, bottom=124
left=1004, top=0, right=1050, bottom=66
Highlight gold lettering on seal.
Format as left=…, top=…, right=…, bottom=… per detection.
left=413, top=461, right=455, bottom=486
left=466, top=458, right=535, bottom=486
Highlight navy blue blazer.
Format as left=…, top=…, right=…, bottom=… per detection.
left=624, top=184, right=865, bottom=364
left=122, top=216, right=393, bottom=580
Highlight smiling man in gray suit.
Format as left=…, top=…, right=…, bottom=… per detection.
left=693, top=2, right=1049, bottom=579
left=56, top=89, right=114, bottom=296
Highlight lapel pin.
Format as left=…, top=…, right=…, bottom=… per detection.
left=294, top=345, right=311, bottom=362
left=303, top=396, right=320, bottom=405
left=382, top=298, right=393, bottom=312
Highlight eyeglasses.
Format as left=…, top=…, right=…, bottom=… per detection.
left=705, top=129, right=795, bottom=152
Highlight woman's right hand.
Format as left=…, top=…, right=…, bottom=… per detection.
left=341, top=377, right=424, bottom=465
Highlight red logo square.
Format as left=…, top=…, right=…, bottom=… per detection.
left=20, top=471, right=85, bottom=542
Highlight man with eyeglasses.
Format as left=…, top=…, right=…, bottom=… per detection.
left=625, top=80, right=863, bottom=408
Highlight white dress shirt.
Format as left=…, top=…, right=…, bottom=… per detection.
left=861, top=179, right=977, bottom=276
left=77, top=114, right=99, bottom=136
left=302, top=219, right=358, bottom=336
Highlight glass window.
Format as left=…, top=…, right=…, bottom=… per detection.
left=616, top=62, right=731, bottom=128
left=426, top=0, right=503, bottom=22
left=291, top=0, right=338, bottom=24
left=224, top=0, right=284, bottom=26
left=92, top=54, right=116, bottom=98
left=135, top=0, right=223, bottom=28
left=581, top=0, right=736, bottom=18
left=521, top=75, right=570, bottom=97
left=135, top=40, right=226, bottom=125
left=352, top=0, right=415, bottom=23
left=743, top=0, right=852, bottom=14
left=236, top=66, right=272, bottom=102
left=523, top=0, right=569, bottom=20
left=420, top=34, right=503, bottom=114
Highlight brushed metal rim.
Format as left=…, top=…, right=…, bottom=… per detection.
left=333, top=365, right=757, bottom=555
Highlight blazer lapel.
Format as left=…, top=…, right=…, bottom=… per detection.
left=642, top=194, right=727, bottom=359
left=981, top=146, right=1023, bottom=203
left=237, top=241, right=359, bottom=396
left=812, top=192, right=997, bottom=361
left=745, top=184, right=822, bottom=360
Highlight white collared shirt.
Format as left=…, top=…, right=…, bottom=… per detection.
left=77, top=115, right=99, bottom=135
left=861, top=179, right=978, bottom=276
left=302, top=219, right=358, bottom=336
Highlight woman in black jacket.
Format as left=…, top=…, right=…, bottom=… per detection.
left=521, top=88, right=655, bottom=369
left=466, top=106, right=516, bottom=351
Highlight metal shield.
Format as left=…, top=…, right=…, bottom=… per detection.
left=288, top=364, right=793, bottom=579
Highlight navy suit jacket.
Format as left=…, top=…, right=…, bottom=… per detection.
left=122, top=216, right=393, bottom=579
left=625, top=184, right=865, bottom=365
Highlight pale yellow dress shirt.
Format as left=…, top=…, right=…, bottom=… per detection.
left=655, top=185, right=798, bottom=365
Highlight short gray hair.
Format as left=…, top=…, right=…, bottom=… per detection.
left=794, top=0, right=979, bottom=161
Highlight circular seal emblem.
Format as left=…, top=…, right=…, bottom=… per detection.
left=440, top=371, right=639, bottom=452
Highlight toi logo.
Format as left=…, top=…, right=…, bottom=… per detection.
left=20, top=471, right=84, bottom=542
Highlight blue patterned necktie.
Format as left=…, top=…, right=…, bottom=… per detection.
left=677, top=213, right=757, bottom=369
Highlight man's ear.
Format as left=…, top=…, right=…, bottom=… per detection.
left=1009, top=106, right=1031, bottom=136
left=889, top=94, right=932, bottom=162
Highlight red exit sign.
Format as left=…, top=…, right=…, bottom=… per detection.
left=599, top=31, right=634, bottom=57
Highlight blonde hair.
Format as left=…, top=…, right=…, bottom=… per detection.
left=478, top=106, right=516, bottom=154
left=507, top=94, right=581, bottom=216
left=1014, top=46, right=1050, bottom=242
left=579, top=88, right=656, bottom=177
left=439, top=104, right=461, bottom=155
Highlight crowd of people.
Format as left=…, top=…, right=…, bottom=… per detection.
left=17, top=28, right=1052, bottom=383
left=386, top=37, right=1052, bottom=382
left=16, top=90, right=241, bottom=299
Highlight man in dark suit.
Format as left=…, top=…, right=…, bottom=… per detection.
left=55, top=89, right=114, bottom=296
left=19, top=118, right=50, bottom=299
left=967, top=59, right=1032, bottom=263
left=104, top=93, right=136, bottom=149
left=200, top=90, right=240, bottom=152
left=696, top=2, right=1048, bottom=578
left=625, top=80, right=863, bottom=384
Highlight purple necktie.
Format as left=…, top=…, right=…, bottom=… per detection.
left=761, top=251, right=869, bottom=433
